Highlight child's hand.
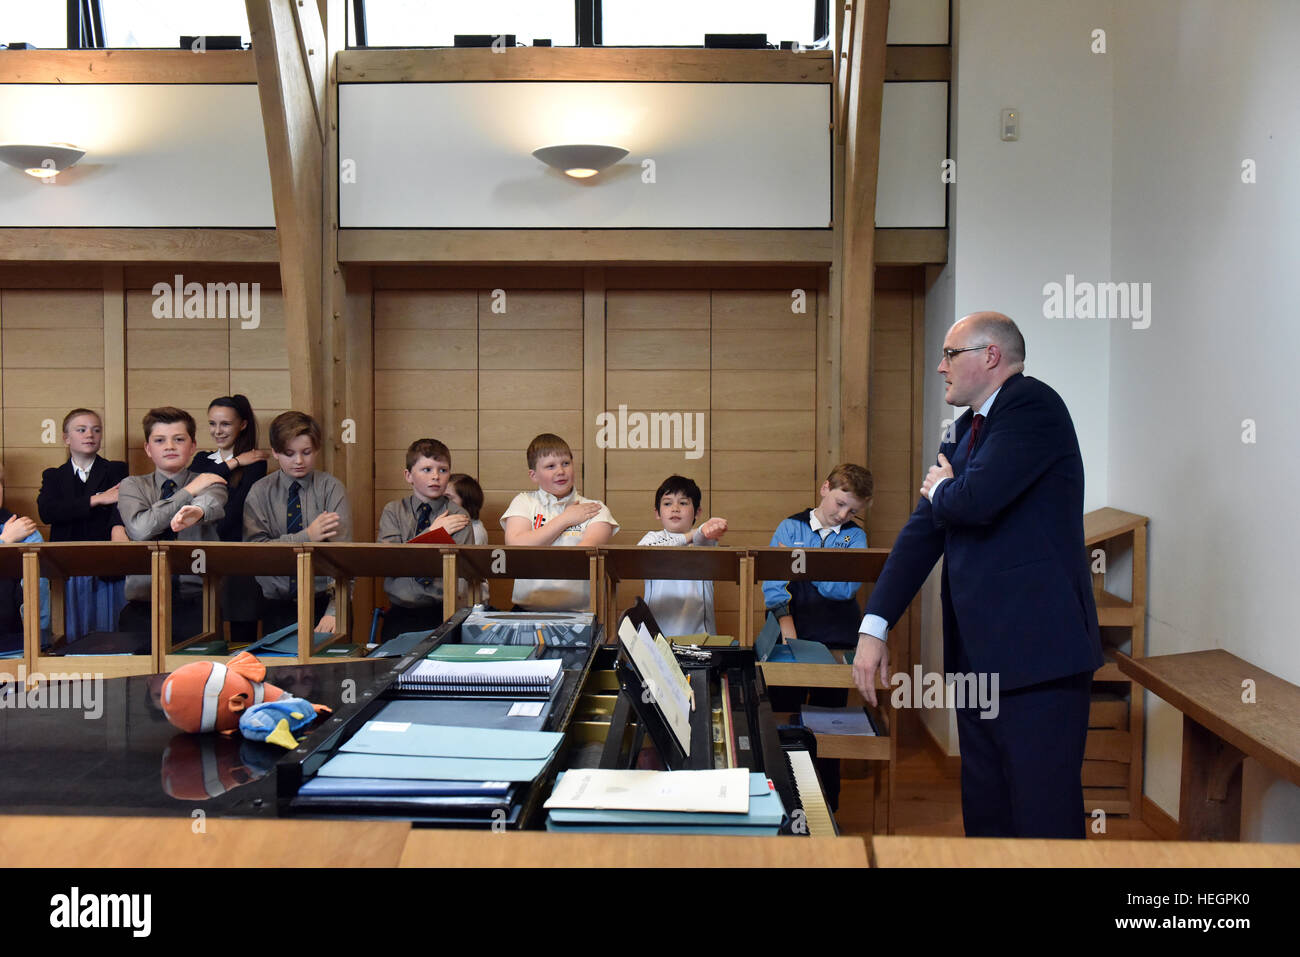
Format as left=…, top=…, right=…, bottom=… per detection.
left=184, top=473, right=226, bottom=495
left=90, top=483, right=121, bottom=507
left=307, top=511, right=341, bottom=541
left=699, top=517, right=728, bottom=540
left=1, top=515, right=37, bottom=543
left=432, top=512, right=470, bottom=535
left=170, top=504, right=205, bottom=533
left=558, top=501, right=601, bottom=528
left=314, top=614, right=337, bottom=635
left=235, top=449, right=271, bottom=467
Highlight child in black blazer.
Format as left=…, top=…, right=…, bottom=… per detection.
left=188, top=395, right=270, bottom=644
left=36, top=409, right=129, bottom=640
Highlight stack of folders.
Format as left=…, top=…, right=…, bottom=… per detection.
left=543, top=768, right=786, bottom=836
left=394, top=658, right=563, bottom=698
left=297, top=722, right=565, bottom=823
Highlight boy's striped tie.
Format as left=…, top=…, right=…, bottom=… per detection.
left=416, top=502, right=433, bottom=586
left=159, top=478, right=177, bottom=540
left=286, top=481, right=303, bottom=533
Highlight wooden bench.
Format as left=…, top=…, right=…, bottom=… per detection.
left=1117, top=649, right=1300, bottom=840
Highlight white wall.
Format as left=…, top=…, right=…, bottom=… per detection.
left=876, top=82, right=948, bottom=228
left=1109, top=0, right=1300, bottom=839
left=339, top=82, right=830, bottom=228
left=0, top=84, right=273, bottom=227
left=916, top=0, right=1115, bottom=754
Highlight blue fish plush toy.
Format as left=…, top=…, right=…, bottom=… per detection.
left=238, top=695, right=322, bottom=750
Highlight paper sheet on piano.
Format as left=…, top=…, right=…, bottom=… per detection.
left=543, top=768, right=750, bottom=814
left=618, top=617, right=693, bottom=756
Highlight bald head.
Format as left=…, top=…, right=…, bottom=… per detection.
left=939, top=312, right=1026, bottom=409
left=960, top=311, right=1025, bottom=368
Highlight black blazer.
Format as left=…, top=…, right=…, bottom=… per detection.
left=189, top=451, right=269, bottom=542
left=37, top=457, right=129, bottom=542
left=864, top=373, right=1102, bottom=690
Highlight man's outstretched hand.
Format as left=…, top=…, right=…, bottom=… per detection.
left=852, top=633, right=890, bottom=706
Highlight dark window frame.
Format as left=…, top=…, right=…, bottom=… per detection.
left=347, top=0, right=826, bottom=49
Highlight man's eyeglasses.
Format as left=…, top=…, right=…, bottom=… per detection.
left=941, top=344, right=989, bottom=362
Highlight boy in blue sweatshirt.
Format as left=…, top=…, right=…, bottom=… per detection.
left=763, top=463, right=873, bottom=646
left=762, top=463, right=873, bottom=811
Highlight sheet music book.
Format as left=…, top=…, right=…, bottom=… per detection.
left=395, top=658, right=562, bottom=697
left=408, top=526, right=455, bottom=545
left=617, top=615, right=693, bottom=756
left=543, top=768, right=750, bottom=814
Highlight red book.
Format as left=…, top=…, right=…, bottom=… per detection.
left=408, top=527, right=456, bottom=545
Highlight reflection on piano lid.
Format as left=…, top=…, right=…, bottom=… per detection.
left=786, top=749, right=837, bottom=837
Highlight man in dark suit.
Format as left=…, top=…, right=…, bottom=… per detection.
left=852, top=312, right=1102, bottom=838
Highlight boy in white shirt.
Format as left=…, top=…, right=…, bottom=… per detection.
left=501, top=433, right=618, bottom=611
left=637, top=475, right=728, bottom=636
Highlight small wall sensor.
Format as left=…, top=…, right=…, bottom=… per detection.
left=1001, top=108, right=1019, bottom=141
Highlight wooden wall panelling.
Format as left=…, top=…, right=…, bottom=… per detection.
left=0, top=50, right=256, bottom=83
left=583, top=268, right=607, bottom=502
left=0, top=289, right=105, bottom=532
left=478, top=286, right=585, bottom=608
left=341, top=264, right=374, bottom=632
left=102, top=268, right=127, bottom=463
left=710, top=288, right=820, bottom=640
left=604, top=288, right=712, bottom=623
left=0, top=230, right=278, bottom=264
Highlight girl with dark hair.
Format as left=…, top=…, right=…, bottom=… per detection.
left=189, top=395, right=269, bottom=644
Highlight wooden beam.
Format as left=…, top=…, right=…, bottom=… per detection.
left=873, top=228, right=948, bottom=265
left=884, top=45, right=950, bottom=82
left=837, top=2, right=856, bottom=141
left=339, top=229, right=833, bottom=264
left=338, top=49, right=832, bottom=84
left=839, top=0, right=890, bottom=465
left=0, top=229, right=278, bottom=262
left=0, top=50, right=256, bottom=84
left=246, top=0, right=325, bottom=416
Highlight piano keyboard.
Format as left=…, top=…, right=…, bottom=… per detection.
left=786, top=749, right=836, bottom=837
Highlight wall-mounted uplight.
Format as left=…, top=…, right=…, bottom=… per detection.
left=0, top=143, right=86, bottom=178
left=532, top=144, right=628, bottom=179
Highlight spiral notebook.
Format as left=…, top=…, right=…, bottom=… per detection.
left=394, top=658, right=563, bottom=697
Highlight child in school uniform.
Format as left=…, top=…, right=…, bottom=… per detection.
left=36, top=408, right=129, bottom=639
left=116, top=408, right=228, bottom=641
left=637, top=474, right=728, bottom=637
left=447, top=472, right=490, bottom=607
left=188, top=395, right=269, bottom=644
left=762, top=462, right=874, bottom=812
left=0, top=462, right=50, bottom=655
left=242, top=411, right=350, bottom=635
left=501, top=433, right=618, bottom=611
left=376, top=438, right=472, bottom=642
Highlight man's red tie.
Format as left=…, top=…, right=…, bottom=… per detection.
left=967, top=413, right=985, bottom=454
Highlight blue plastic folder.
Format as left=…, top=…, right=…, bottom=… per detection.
left=340, top=722, right=563, bottom=760
left=299, top=777, right=512, bottom=797
left=315, top=752, right=551, bottom=783
left=545, top=772, right=786, bottom=834
left=754, top=612, right=838, bottom=664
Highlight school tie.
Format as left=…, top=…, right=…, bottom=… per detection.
left=286, top=481, right=303, bottom=534
left=159, top=479, right=177, bottom=541
left=967, top=413, right=985, bottom=455
left=416, top=503, right=434, bottom=586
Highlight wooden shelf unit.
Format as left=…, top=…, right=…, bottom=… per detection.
left=1082, top=508, right=1149, bottom=820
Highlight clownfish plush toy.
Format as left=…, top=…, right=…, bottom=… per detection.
left=161, top=652, right=330, bottom=748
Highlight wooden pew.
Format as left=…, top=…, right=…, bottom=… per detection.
left=599, top=544, right=751, bottom=645
left=25, top=542, right=157, bottom=679
left=1117, top=649, right=1300, bottom=840
left=155, top=541, right=306, bottom=667
left=448, top=544, right=603, bottom=624
left=748, top=546, right=895, bottom=833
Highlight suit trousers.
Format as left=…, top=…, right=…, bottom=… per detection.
left=955, top=669, right=1093, bottom=838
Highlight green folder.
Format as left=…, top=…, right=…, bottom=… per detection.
left=426, top=643, right=536, bottom=662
